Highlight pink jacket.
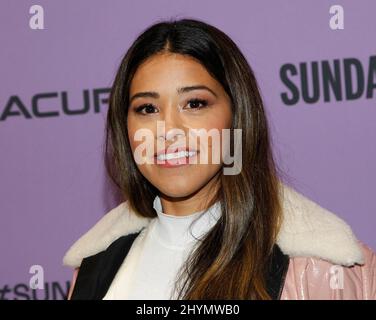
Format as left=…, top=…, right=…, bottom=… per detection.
left=63, top=184, right=376, bottom=300
left=281, top=242, right=375, bottom=299
left=66, top=242, right=375, bottom=300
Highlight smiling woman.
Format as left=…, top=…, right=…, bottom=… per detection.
left=126, top=52, right=233, bottom=201
left=63, top=18, right=376, bottom=300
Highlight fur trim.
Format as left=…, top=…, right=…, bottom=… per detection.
left=277, top=184, right=364, bottom=266
left=63, top=183, right=364, bottom=268
left=62, top=202, right=151, bottom=268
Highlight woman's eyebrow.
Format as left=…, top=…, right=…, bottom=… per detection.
left=177, top=85, right=218, bottom=97
left=129, top=85, right=218, bottom=104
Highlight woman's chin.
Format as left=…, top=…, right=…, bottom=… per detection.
left=156, top=182, right=203, bottom=199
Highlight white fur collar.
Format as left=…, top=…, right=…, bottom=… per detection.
left=63, top=183, right=364, bottom=268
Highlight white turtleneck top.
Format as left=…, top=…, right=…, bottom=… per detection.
left=103, top=196, right=222, bottom=300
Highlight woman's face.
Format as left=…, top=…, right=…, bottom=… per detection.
left=127, top=52, right=232, bottom=199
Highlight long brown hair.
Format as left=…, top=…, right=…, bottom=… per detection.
left=105, top=17, right=285, bottom=299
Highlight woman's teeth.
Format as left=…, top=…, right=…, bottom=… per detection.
left=157, top=150, right=197, bottom=161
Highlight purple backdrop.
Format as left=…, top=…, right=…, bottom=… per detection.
left=0, top=0, right=375, bottom=299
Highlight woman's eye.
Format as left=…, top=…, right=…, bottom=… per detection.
left=186, top=98, right=208, bottom=110
left=133, top=99, right=208, bottom=114
left=134, top=104, right=158, bottom=114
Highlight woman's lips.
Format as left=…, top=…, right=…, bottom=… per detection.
left=153, top=148, right=199, bottom=168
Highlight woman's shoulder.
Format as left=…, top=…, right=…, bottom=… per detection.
left=278, top=185, right=375, bottom=299
left=63, top=183, right=369, bottom=271
left=282, top=241, right=376, bottom=299
left=276, top=184, right=365, bottom=267
left=63, top=201, right=152, bottom=268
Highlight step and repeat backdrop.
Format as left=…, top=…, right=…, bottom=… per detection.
left=0, top=1, right=375, bottom=299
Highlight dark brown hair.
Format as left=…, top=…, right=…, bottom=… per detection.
left=105, top=17, right=285, bottom=299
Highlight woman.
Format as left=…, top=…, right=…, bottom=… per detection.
left=63, top=18, right=375, bottom=300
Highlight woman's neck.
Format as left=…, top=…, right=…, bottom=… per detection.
left=159, top=176, right=220, bottom=216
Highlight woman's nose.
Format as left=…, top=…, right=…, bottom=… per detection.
left=157, top=107, right=186, bottom=142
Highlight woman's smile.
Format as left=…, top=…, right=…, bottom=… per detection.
left=154, top=148, right=199, bottom=168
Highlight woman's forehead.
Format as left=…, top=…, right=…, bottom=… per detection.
left=130, top=54, right=222, bottom=97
